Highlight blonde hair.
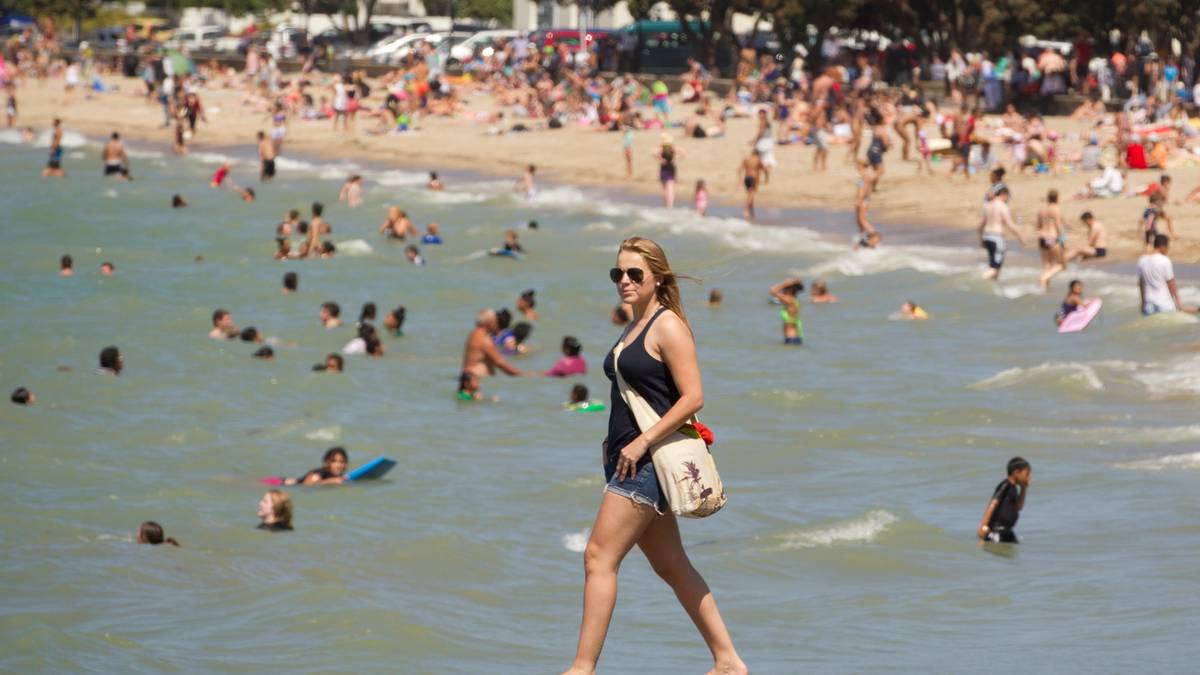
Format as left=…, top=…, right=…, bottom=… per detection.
left=265, top=489, right=293, bottom=528
left=619, top=236, right=692, bottom=326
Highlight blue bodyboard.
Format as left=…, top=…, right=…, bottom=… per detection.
left=345, top=456, right=397, bottom=482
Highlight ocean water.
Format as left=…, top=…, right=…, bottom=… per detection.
left=2, top=133, right=1200, bottom=674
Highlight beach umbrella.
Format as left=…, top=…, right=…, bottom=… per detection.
left=165, top=49, right=194, bottom=76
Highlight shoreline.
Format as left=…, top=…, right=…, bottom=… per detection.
left=12, top=74, right=1200, bottom=265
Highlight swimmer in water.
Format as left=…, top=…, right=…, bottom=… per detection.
left=457, top=370, right=484, bottom=401
left=257, top=490, right=294, bottom=531
left=285, top=447, right=349, bottom=486
left=253, top=346, right=274, bottom=359
left=428, top=171, right=444, bottom=191
left=517, top=289, right=538, bottom=320
left=320, top=302, right=342, bottom=328
left=405, top=245, right=424, bottom=266
left=97, top=346, right=122, bottom=375
left=137, top=521, right=180, bottom=546
left=240, top=326, right=263, bottom=343
left=171, top=194, right=188, bottom=208
left=282, top=271, right=298, bottom=293
left=100, top=262, right=114, bottom=276
left=1054, top=280, right=1083, bottom=326
left=708, top=289, right=722, bottom=308
left=59, top=254, right=74, bottom=277
left=421, top=222, right=443, bottom=244
left=11, top=387, right=35, bottom=405
left=978, top=457, right=1031, bottom=544
left=42, top=118, right=65, bottom=177
left=769, top=277, right=805, bottom=345
left=307, top=202, right=331, bottom=257
left=339, top=175, right=363, bottom=207
left=491, top=229, right=526, bottom=257
left=277, top=210, right=301, bottom=237
left=810, top=280, right=838, bottom=304
left=383, top=306, right=406, bottom=336
left=313, top=353, right=344, bottom=373
left=900, top=301, right=929, bottom=319
left=545, top=336, right=587, bottom=376
left=564, top=383, right=605, bottom=412
left=102, top=132, right=128, bottom=177
left=343, top=323, right=384, bottom=357
left=500, top=322, right=532, bottom=356
left=209, top=309, right=238, bottom=339
left=274, top=238, right=292, bottom=260
left=461, top=309, right=524, bottom=378
left=211, top=163, right=230, bottom=188
left=379, top=206, right=416, bottom=240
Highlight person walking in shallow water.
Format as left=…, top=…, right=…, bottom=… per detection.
left=563, top=236, right=746, bottom=675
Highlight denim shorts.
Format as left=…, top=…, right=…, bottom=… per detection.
left=604, top=449, right=666, bottom=514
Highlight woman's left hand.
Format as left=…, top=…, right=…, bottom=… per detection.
left=617, top=437, right=649, bottom=481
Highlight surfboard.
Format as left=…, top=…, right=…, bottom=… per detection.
left=345, top=456, right=397, bottom=482
left=1058, top=298, right=1102, bottom=333
left=488, top=248, right=523, bottom=259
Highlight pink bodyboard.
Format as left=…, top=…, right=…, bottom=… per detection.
left=1058, top=299, right=1102, bottom=333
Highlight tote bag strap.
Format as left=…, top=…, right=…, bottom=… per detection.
left=612, top=342, right=699, bottom=434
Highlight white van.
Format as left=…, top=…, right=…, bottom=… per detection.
left=166, top=25, right=225, bottom=51
left=449, top=29, right=521, bottom=65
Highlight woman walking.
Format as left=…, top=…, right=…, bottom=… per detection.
left=563, top=236, right=746, bottom=675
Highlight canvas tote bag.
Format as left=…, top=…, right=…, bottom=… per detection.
left=612, top=342, right=726, bottom=518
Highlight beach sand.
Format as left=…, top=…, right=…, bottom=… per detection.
left=15, top=73, right=1200, bottom=263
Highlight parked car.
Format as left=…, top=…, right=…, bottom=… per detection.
left=448, top=29, right=520, bottom=65
left=81, top=26, right=126, bottom=51
left=371, top=32, right=435, bottom=64
left=165, top=25, right=225, bottom=52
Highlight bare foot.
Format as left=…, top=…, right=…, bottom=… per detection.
left=707, top=658, right=749, bottom=675
left=561, top=665, right=594, bottom=675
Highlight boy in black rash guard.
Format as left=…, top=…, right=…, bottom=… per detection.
left=978, top=457, right=1031, bottom=543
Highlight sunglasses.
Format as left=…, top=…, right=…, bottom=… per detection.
left=609, top=267, right=646, bottom=284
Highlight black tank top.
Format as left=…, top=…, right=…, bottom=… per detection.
left=603, top=307, right=680, bottom=457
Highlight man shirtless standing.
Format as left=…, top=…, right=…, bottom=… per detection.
left=461, top=309, right=523, bottom=378
left=102, top=132, right=128, bottom=177
left=258, top=130, right=276, bottom=182
left=42, top=118, right=65, bottom=177
left=737, top=149, right=768, bottom=221
left=978, top=186, right=1025, bottom=280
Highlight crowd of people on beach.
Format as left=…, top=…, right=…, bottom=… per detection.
left=5, top=18, right=1200, bottom=674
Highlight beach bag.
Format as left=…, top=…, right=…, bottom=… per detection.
left=612, top=342, right=726, bottom=518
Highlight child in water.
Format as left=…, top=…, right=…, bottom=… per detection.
left=137, top=521, right=180, bottom=546
left=491, top=229, right=526, bottom=257
left=693, top=179, right=709, bottom=216
left=978, top=457, right=1031, bottom=544
left=900, top=301, right=928, bottom=320
left=457, top=371, right=483, bottom=401
left=564, top=384, right=605, bottom=412
left=421, top=222, right=442, bottom=244
left=285, top=447, right=349, bottom=486
left=257, top=490, right=294, bottom=531
left=1055, top=280, right=1083, bottom=326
